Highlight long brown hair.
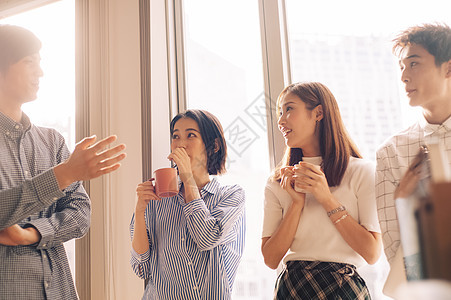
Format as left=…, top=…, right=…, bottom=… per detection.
left=273, top=82, right=361, bottom=187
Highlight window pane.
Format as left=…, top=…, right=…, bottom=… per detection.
left=285, top=1, right=450, bottom=299
left=285, top=0, right=450, bottom=160
left=182, top=1, right=276, bottom=298
left=4, top=0, right=76, bottom=278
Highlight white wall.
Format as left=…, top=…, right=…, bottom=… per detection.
left=83, top=0, right=144, bottom=299
left=108, top=0, right=144, bottom=298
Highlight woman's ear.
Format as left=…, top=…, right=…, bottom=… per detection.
left=213, top=138, right=220, bottom=153
left=315, top=105, right=324, bottom=121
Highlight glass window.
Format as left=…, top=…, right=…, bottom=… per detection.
left=181, top=0, right=276, bottom=298
left=3, top=0, right=76, bottom=279
left=285, top=0, right=450, bottom=299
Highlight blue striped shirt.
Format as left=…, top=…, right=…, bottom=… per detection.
left=130, top=177, right=245, bottom=300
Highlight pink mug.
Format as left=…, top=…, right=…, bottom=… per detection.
left=154, top=168, right=178, bottom=198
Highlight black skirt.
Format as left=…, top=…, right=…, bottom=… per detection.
left=274, top=260, right=371, bottom=300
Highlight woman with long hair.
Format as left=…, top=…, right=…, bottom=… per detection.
left=261, top=82, right=381, bottom=299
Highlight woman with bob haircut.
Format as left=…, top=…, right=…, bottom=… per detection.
left=261, top=82, right=381, bottom=299
left=130, top=109, right=245, bottom=300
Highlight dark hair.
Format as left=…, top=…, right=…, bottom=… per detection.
left=170, top=109, right=227, bottom=175
left=393, top=23, right=451, bottom=66
left=0, top=24, right=42, bottom=72
left=273, top=82, right=361, bottom=187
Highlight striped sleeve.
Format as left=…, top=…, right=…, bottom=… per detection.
left=130, top=247, right=151, bottom=279
left=183, top=185, right=245, bottom=251
left=129, top=212, right=152, bottom=279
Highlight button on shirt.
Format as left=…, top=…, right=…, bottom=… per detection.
left=130, top=178, right=245, bottom=300
left=0, top=112, right=91, bottom=300
left=376, top=115, right=451, bottom=263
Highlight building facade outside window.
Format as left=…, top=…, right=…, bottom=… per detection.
left=180, top=0, right=451, bottom=299
left=285, top=1, right=450, bottom=298
left=180, top=1, right=277, bottom=298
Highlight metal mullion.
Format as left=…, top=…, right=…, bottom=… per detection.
left=258, top=0, right=291, bottom=169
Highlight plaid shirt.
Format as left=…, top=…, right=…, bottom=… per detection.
left=376, top=115, right=451, bottom=264
left=0, top=111, right=91, bottom=300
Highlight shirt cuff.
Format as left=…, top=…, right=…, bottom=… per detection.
left=131, top=247, right=150, bottom=264
left=25, top=218, right=54, bottom=249
left=34, top=169, right=65, bottom=207
left=183, top=198, right=206, bottom=216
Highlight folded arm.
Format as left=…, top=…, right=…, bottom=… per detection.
left=183, top=186, right=245, bottom=251
left=0, top=170, right=65, bottom=230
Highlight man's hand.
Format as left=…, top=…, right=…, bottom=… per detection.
left=394, top=167, right=421, bottom=199
left=394, top=148, right=426, bottom=199
left=54, top=135, right=127, bottom=190
left=0, top=225, right=41, bottom=246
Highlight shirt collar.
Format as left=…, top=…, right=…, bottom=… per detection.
left=200, top=177, right=220, bottom=196
left=0, top=111, right=32, bottom=137
left=419, top=114, right=451, bottom=136
left=302, top=156, right=322, bottom=165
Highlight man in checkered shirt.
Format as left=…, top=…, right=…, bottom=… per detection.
left=376, top=23, right=451, bottom=296
left=0, top=25, right=126, bottom=299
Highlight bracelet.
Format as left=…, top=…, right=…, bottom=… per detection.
left=334, top=213, right=348, bottom=225
left=327, top=205, right=346, bottom=217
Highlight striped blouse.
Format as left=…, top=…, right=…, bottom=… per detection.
left=130, top=177, right=245, bottom=300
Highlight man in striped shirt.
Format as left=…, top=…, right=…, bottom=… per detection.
left=0, top=25, right=126, bottom=299
left=376, top=23, right=451, bottom=296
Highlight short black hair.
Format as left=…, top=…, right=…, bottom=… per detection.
left=170, top=109, right=227, bottom=175
left=0, top=24, right=42, bottom=72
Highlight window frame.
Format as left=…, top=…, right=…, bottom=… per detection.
left=0, top=0, right=57, bottom=18
left=169, top=0, right=291, bottom=169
